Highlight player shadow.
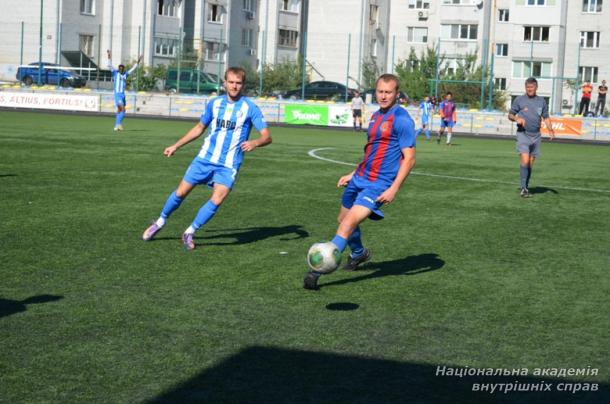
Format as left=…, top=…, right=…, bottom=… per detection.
left=202, top=225, right=309, bottom=245
left=0, top=174, right=17, bottom=178
left=320, top=253, right=444, bottom=289
left=155, top=225, right=309, bottom=245
left=0, top=294, right=63, bottom=319
left=148, top=346, right=610, bottom=403
left=528, top=186, right=558, bottom=195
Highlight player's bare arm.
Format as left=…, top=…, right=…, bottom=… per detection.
left=240, top=128, right=272, bottom=152
left=337, top=171, right=355, bottom=187
left=164, top=122, right=207, bottom=157
left=544, top=117, right=556, bottom=140
left=376, top=147, right=416, bottom=204
left=508, top=112, right=526, bottom=127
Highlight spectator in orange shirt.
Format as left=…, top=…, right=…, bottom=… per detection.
left=579, top=81, right=593, bottom=115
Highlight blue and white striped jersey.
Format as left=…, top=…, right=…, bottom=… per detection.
left=198, top=95, right=268, bottom=170
left=419, top=101, right=433, bottom=117
left=108, top=60, right=137, bottom=94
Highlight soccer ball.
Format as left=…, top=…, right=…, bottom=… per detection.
left=307, top=242, right=342, bottom=274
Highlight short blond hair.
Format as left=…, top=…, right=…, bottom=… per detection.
left=376, top=74, right=400, bottom=91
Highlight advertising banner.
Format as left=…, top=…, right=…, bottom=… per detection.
left=542, top=118, right=582, bottom=136
left=0, top=91, right=99, bottom=112
left=284, top=104, right=328, bottom=125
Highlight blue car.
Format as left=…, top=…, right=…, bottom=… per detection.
left=16, top=62, right=86, bottom=88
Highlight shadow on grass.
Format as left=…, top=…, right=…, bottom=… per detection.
left=0, top=295, right=63, bottom=318
left=320, top=253, right=444, bottom=289
left=155, top=225, right=309, bottom=245
left=148, top=346, right=609, bottom=403
left=529, top=186, right=558, bottom=195
left=0, top=174, right=17, bottom=178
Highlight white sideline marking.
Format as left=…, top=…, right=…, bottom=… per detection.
left=307, top=147, right=610, bottom=194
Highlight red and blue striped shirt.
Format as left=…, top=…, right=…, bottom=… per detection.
left=356, top=105, right=416, bottom=185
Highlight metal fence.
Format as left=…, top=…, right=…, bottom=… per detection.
left=0, top=21, right=605, bottom=115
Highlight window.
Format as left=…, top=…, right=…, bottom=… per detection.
left=157, top=0, right=177, bottom=17
left=408, top=0, right=430, bottom=9
left=281, top=0, right=300, bottom=11
left=278, top=29, right=298, bottom=47
left=442, top=0, right=475, bottom=4
left=512, top=61, right=551, bottom=78
left=526, top=0, right=547, bottom=5
left=582, top=0, right=603, bottom=12
left=579, top=66, right=599, bottom=82
left=580, top=31, right=600, bottom=48
left=205, top=41, right=224, bottom=60
left=441, top=24, right=478, bottom=40
left=524, top=26, right=549, bottom=42
left=444, top=58, right=462, bottom=75
left=79, top=34, right=94, bottom=57
left=495, top=78, right=507, bottom=90
left=496, top=43, right=508, bottom=56
left=80, top=0, right=95, bottom=15
left=407, top=27, right=428, bottom=43
left=498, top=9, right=509, bottom=21
left=369, top=4, right=379, bottom=26
left=208, top=4, right=223, bottom=22
left=243, top=0, right=255, bottom=11
left=370, top=38, right=377, bottom=57
left=241, top=29, right=253, bottom=47
left=154, top=38, right=178, bottom=57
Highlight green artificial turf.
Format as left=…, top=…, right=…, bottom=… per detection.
left=1, top=111, right=608, bottom=403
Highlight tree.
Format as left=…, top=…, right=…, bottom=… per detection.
left=394, top=46, right=507, bottom=110
left=259, top=58, right=306, bottom=95
left=361, top=58, right=380, bottom=89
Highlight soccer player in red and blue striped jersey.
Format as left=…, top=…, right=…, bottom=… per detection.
left=304, top=74, right=417, bottom=290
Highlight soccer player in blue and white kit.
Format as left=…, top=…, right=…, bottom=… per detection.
left=107, top=49, right=142, bottom=131
left=416, top=95, right=433, bottom=140
left=304, top=74, right=416, bottom=290
left=142, top=67, right=271, bottom=250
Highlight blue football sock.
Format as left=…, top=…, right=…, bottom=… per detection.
left=115, top=112, right=121, bottom=127
left=425, top=129, right=430, bottom=139
left=160, top=191, right=184, bottom=219
left=331, top=234, right=348, bottom=252
left=118, top=110, right=126, bottom=124
left=347, top=226, right=365, bottom=257
left=190, top=200, right=219, bottom=231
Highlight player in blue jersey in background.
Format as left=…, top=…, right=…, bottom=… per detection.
left=107, top=49, right=142, bottom=131
left=304, top=73, right=417, bottom=290
left=142, top=67, right=272, bottom=250
left=437, top=92, right=457, bottom=145
left=416, top=95, right=433, bottom=140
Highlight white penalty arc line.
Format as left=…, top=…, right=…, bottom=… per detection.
left=307, top=147, right=610, bottom=194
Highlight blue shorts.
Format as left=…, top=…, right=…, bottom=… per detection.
left=341, top=175, right=387, bottom=221
left=421, top=115, right=429, bottom=126
left=183, top=158, right=238, bottom=189
left=440, top=119, right=454, bottom=129
left=114, top=93, right=126, bottom=107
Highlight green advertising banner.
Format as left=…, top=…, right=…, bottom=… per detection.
left=284, top=104, right=329, bottom=125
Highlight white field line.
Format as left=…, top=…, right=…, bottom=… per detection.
left=307, top=147, right=610, bottom=194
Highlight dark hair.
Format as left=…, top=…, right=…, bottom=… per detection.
left=376, top=73, right=400, bottom=91
left=225, top=66, right=247, bottom=82
left=525, top=77, right=538, bottom=86
left=446, top=91, right=452, bottom=96
left=118, top=64, right=125, bottom=70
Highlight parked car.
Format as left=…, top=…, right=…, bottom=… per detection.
left=282, top=81, right=357, bottom=101
left=362, top=88, right=409, bottom=105
left=16, top=62, right=86, bottom=88
left=165, top=68, right=222, bottom=93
